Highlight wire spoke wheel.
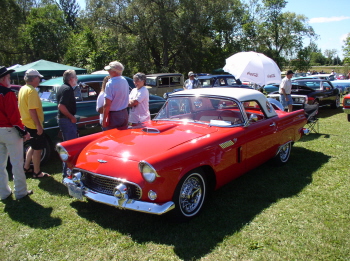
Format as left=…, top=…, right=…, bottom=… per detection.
left=173, top=171, right=207, bottom=219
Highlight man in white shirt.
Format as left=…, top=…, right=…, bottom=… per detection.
left=183, top=71, right=201, bottom=90
left=279, top=70, right=294, bottom=112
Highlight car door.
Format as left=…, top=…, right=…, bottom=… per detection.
left=321, top=81, right=337, bottom=105
left=241, top=101, right=279, bottom=171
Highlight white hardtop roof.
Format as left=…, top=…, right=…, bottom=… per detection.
left=173, top=87, right=264, bottom=102
left=171, top=88, right=277, bottom=117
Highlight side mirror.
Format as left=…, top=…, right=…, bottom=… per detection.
left=244, top=113, right=258, bottom=127
left=249, top=114, right=258, bottom=122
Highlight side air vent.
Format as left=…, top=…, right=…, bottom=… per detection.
left=219, top=140, right=234, bottom=149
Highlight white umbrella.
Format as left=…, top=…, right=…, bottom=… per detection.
left=223, top=51, right=281, bottom=86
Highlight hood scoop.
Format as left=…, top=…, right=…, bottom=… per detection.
left=142, top=124, right=176, bottom=134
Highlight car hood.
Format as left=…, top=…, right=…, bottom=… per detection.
left=82, top=121, right=218, bottom=161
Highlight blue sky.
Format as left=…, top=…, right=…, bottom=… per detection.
left=77, top=0, right=350, bottom=59
left=285, top=0, right=350, bottom=59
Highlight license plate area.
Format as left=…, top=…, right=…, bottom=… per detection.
left=68, top=183, right=84, bottom=200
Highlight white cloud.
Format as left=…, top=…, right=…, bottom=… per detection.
left=309, top=16, right=350, bottom=23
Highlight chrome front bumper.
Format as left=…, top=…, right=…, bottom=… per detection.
left=63, top=178, right=175, bottom=215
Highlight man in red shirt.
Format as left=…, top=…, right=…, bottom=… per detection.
left=0, top=66, right=33, bottom=200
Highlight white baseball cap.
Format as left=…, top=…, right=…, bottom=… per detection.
left=25, top=69, right=44, bottom=77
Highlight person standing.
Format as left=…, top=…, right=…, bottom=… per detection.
left=102, top=61, right=129, bottom=130
left=56, top=70, right=78, bottom=177
left=0, top=66, right=33, bottom=200
left=18, top=69, right=50, bottom=179
left=128, top=72, right=150, bottom=126
left=96, top=75, right=110, bottom=131
left=279, top=70, right=294, bottom=112
left=183, top=71, right=201, bottom=90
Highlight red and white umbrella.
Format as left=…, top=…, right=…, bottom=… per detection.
left=223, top=51, right=281, bottom=86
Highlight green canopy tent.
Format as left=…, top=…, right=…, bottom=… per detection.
left=11, top=59, right=87, bottom=79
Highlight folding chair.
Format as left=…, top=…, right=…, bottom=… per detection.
left=303, top=104, right=319, bottom=133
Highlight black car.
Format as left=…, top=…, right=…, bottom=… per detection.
left=267, top=79, right=340, bottom=109
left=163, top=74, right=252, bottom=98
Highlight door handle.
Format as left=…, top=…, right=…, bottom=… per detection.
left=270, top=122, right=276, bottom=127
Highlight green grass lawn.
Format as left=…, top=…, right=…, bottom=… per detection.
left=1, top=106, right=349, bottom=260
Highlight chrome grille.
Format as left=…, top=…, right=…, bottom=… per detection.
left=79, top=171, right=142, bottom=200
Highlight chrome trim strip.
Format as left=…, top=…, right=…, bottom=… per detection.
left=63, top=178, right=175, bottom=215
left=44, top=119, right=99, bottom=130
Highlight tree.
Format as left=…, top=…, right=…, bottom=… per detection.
left=310, top=52, right=326, bottom=66
left=58, top=0, right=80, bottom=30
left=343, top=33, right=350, bottom=65
left=20, top=4, right=71, bottom=62
left=324, top=49, right=337, bottom=65
left=0, top=0, right=26, bottom=65
left=244, top=0, right=316, bottom=69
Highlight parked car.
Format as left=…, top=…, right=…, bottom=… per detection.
left=163, top=74, right=251, bottom=98
left=267, top=79, right=340, bottom=109
left=57, top=88, right=308, bottom=220
left=262, top=84, right=279, bottom=94
left=34, top=74, right=165, bottom=164
left=294, top=74, right=335, bottom=81
left=332, top=80, right=350, bottom=96
left=343, top=93, right=350, bottom=121
left=146, top=73, right=184, bottom=97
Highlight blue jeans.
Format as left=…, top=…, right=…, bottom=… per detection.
left=280, top=94, right=293, bottom=109
left=58, top=118, right=78, bottom=177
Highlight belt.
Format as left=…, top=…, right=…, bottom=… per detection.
left=110, top=108, right=127, bottom=112
left=280, top=93, right=291, bottom=95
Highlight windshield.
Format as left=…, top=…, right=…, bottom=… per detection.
left=146, top=77, right=157, bottom=86
left=38, top=83, right=97, bottom=101
left=293, top=81, right=321, bottom=90
left=154, top=96, right=244, bottom=126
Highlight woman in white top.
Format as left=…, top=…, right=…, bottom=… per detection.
left=128, top=72, right=150, bottom=126
left=96, top=75, right=110, bottom=130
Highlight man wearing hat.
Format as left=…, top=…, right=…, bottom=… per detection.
left=18, top=69, right=50, bottom=178
left=102, top=61, right=129, bottom=130
left=279, top=70, right=294, bottom=112
left=0, top=66, right=33, bottom=199
left=183, top=71, right=201, bottom=90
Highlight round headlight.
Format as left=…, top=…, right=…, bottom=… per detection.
left=139, top=161, right=159, bottom=183
left=56, top=143, right=69, bottom=161
left=345, top=99, right=350, bottom=105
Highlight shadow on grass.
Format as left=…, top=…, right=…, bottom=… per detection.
left=2, top=197, right=62, bottom=229
left=298, top=133, right=331, bottom=142
left=317, top=106, right=343, bottom=119
left=69, top=147, right=330, bottom=260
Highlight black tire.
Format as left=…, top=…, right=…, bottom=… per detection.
left=331, top=95, right=340, bottom=109
left=171, top=169, right=207, bottom=220
left=23, top=135, right=53, bottom=165
left=273, top=142, right=292, bottom=165
left=347, top=114, right=350, bottom=122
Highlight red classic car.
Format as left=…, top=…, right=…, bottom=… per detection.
left=343, top=94, right=350, bottom=121
left=57, top=88, right=308, bottom=220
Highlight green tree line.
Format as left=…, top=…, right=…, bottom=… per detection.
left=4, top=0, right=347, bottom=76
